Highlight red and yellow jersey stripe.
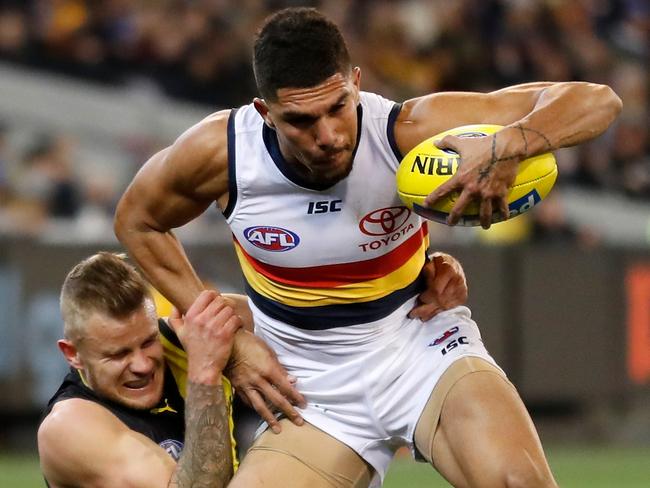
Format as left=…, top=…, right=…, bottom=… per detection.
left=233, top=222, right=429, bottom=329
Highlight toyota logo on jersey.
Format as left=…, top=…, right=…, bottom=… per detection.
left=244, top=226, right=300, bottom=252
left=359, top=206, right=411, bottom=236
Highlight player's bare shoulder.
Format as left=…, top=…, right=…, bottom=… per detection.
left=115, top=109, right=233, bottom=247
left=38, top=398, right=122, bottom=485
left=166, top=109, right=232, bottom=202
left=395, top=91, right=492, bottom=155
left=39, top=398, right=122, bottom=445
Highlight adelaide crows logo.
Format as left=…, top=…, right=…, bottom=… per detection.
left=160, top=439, right=183, bottom=460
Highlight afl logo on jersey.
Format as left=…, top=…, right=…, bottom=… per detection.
left=160, top=439, right=183, bottom=460
left=359, top=206, right=411, bottom=236
left=244, top=226, right=300, bottom=252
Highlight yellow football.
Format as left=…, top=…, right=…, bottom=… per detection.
left=396, top=124, right=558, bottom=226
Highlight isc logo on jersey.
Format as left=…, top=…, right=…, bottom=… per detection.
left=244, top=226, right=300, bottom=252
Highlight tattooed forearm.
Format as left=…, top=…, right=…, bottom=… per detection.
left=511, top=125, right=554, bottom=151
left=169, top=381, right=233, bottom=488
left=478, top=132, right=525, bottom=182
left=477, top=125, right=555, bottom=182
left=477, top=133, right=499, bottom=182
left=517, top=123, right=529, bottom=156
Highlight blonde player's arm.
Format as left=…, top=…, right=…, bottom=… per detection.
left=167, top=291, right=241, bottom=488
left=39, top=399, right=178, bottom=488
left=38, top=384, right=234, bottom=488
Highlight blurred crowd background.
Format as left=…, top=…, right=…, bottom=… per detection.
left=0, top=1, right=648, bottom=473
left=0, top=0, right=648, bottom=246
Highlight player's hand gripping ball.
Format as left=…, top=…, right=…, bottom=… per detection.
left=396, top=124, right=557, bottom=226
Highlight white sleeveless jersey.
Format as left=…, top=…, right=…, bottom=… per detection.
left=224, top=92, right=429, bottom=329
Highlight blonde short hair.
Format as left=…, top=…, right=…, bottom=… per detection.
left=60, top=252, right=151, bottom=342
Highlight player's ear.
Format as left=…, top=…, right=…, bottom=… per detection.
left=352, top=67, right=361, bottom=101
left=352, top=66, right=361, bottom=87
left=254, top=98, right=275, bottom=129
left=58, top=339, right=83, bottom=369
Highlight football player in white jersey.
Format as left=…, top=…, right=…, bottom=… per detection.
left=115, top=7, right=621, bottom=488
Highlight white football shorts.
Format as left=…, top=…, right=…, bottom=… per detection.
left=251, top=297, right=503, bottom=486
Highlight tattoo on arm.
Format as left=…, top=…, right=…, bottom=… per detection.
left=477, top=126, right=554, bottom=183
left=477, top=133, right=500, bottom=182
left=514, top=125, right=554, bottom=151
left=169, top=381, right=233, bottom=488
left=517, top=123, right=529, bottom=157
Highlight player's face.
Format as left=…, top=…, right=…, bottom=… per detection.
left=78, top=300, right=165, bottom=410
left=259, top=68, right=361, bottom=187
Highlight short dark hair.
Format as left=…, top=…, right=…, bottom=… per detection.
left=253, top=8, right=351, bottom=101
left=60, top=252, right=151, bottom=341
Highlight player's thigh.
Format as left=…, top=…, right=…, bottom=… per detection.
left=414, top=356, right=557, bottom=488
left=229, top=418, right=373, bottom=488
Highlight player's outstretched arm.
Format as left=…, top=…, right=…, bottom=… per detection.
left=114, top=111, right=232, bottom=313
left=396, top=81, right=622, bottom=159
left=395, top=82, right=622, bottom=228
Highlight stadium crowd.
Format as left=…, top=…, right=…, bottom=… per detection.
left=0, top=0, right=648, bottom=239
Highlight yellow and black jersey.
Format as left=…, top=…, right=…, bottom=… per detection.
left=44, top=362, right=185, bottom=460
left=157, top=318, right=239, bottom=470
left=43, top=318, right=238, bottom=474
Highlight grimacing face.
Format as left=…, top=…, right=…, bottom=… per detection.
left=74, top=299, right=165, bottom=410
left=256, top=68, right=362, bottom=187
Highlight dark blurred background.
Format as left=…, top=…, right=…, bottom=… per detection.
left=0, top=0, right=648, bottom=470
